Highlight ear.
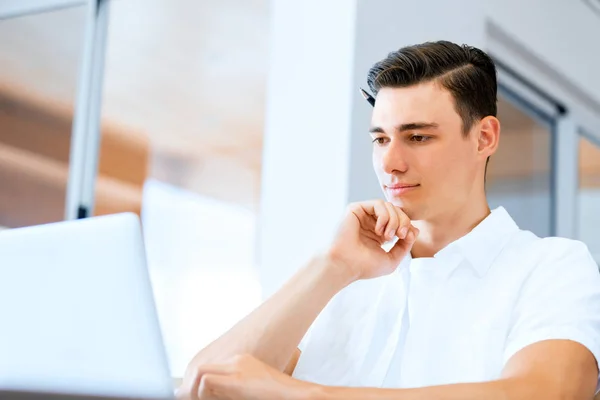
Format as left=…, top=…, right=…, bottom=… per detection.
left=477, top=116, right=500, bottom=159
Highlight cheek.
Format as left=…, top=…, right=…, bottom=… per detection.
left=438, top=145, right=478, bottom=185
left=421, top=145, right=470, bottom=184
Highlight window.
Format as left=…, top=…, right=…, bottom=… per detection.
left=141, top=179, right=261, bottom=377
left=487, top=94, right=553, bottom=237
left=0, top=5, right=86, bottom=228
left=577, top=134, right=600, bottom=263
left=96, top=1, right=268, bottom=377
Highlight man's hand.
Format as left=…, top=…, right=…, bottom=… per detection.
left=176, top=354, right=313, bottom=400
left=327, top=200, right=418, bottom=281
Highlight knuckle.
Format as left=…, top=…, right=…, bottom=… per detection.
left=200, top=374, right=213, bottom=387
left=232, top=353, right=248, bottom=364
left=197, top=378, right=212, bottom=399
left=403, top=215, right=412, bottom=226
left=199, top=374, right=222, bottom=398
left=192, top=364, right=203, bottom=379
left=231, top=354, right=243, bottom=364
left=347, top=202, right=359, bottom=212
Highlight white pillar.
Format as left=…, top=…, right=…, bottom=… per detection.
left=257, top=0, right=358, bottom=298
left=257, top=0, right=486, bottom=298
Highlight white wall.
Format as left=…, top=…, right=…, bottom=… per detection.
left=485, top=1, right=600, bottom=141
left=257, top=0, right=357, bottom=298
left=487, top=0, right=600, bottom=107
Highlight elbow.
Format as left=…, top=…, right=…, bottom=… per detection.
left=503, top=376, right=594, bottom=400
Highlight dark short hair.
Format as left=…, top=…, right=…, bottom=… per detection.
left=367, top=41, right=497, bottom=135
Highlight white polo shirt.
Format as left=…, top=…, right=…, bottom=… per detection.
left=293, top=207, right=600, bottom=388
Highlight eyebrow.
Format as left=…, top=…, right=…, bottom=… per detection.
left=369, top=122, right=439, bottom=134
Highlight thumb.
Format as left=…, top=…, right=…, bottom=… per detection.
left=387, top=226, right=418, bottom=261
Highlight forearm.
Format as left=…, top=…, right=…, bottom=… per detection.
left=189, top=255, right=350, bottom=371
left=314, top=377, right=552, bottom=400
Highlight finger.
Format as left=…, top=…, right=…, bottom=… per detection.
left=174, top=387, right=188, bottom=400
left=382, top=202, right=399, bottom=241
left=392, top=206, right=412, bottom=240
left=195, top=362, right=237, bottom=377
left=349, top=203, right=374, bottom=231
left=388, top=225, right=419, bottom=261
left=178, top=362, right=235, bottom=400
left=197, top=373, right=233, bottom=400
left=359, top=212, right=378, bottom=233
left=405, top=225, right=419, bottom=244
left=360, top=227, right=386, bottom=245
left=364, top=200, right=390, bottom=236
left=177, top=369, right=200, bottom=400
left=350, top=200, right=391, bottom=236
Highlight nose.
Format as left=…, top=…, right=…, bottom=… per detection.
left=380, top=140, right=409, bottom=175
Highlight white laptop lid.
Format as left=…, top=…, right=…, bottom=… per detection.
left=0, top=213, right=173, bottom=399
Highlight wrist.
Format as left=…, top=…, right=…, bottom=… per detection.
left=311, top=253, right=357, bottom=290
left=294, top=381, right=332, bottom=400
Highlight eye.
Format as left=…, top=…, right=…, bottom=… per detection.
left=372, top=137, right=388, bottom=145
left=410, top=135, right=430, bottom=143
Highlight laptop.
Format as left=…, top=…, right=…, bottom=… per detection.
left=0, top=213, right=174, bottom=400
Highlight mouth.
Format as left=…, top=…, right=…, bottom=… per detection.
left=385, top=184, right=419, bottom=196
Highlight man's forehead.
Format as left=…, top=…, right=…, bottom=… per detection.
left=375, top=83, right=452, bottom=108
left=370, top=84, right=457, bottom=127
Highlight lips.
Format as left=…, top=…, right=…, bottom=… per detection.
left=386, top=184, right=419, bottom=189
left=385, top=184, right=419, bottom=196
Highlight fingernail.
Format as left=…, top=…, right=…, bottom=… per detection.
left=399, top=227, right=408, bottom=239
left=406, top=231, right=414, bottom=242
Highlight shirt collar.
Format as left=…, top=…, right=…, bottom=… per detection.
left=433, top=206, right=520, bottom=277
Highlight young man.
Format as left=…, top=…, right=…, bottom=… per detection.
left=177, top=41, right=600, bottom=399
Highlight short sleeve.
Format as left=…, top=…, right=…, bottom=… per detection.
left=504, top=239, right=600, bottom=383
left=297, top=319, right=315, bottom=352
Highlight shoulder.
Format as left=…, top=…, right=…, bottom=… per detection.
left=534, top=236, right=593, bottom=257
left=500, top=233, right=600, bottom=305
left=502, top=235, right=600, bottom=369
left=532, top=236, right=596, bottom=273
left=502, top=230, right=597, bottom=274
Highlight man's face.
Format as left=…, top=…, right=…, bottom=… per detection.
left=370, top=81, right=483, bottom=221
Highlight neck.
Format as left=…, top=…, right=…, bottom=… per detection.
left=411, top=199, right=491, bottom=259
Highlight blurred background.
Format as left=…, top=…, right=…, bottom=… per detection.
left=1, top=0, right=599, bottom=378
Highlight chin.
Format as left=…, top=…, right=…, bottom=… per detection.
left=401, top=206, right=418, bottom=220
